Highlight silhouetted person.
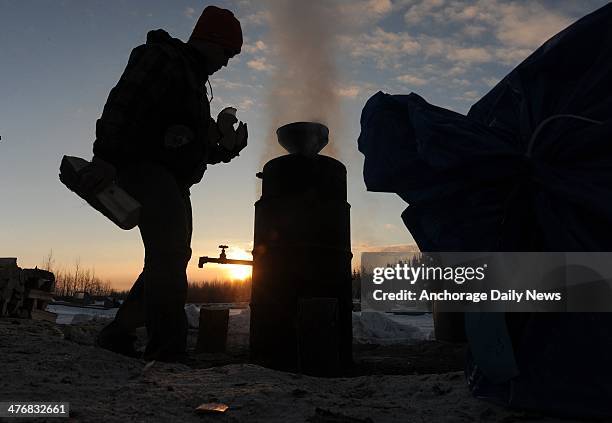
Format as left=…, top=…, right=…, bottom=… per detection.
left=85, top=5, right=247, bottom=362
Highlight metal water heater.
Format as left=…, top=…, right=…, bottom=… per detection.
left=250, top=122, right=353, bottom=375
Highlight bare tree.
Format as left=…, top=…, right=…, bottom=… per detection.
left=41, top=249, right=55, bottom=272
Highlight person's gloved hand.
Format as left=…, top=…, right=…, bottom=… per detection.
left=217, top=108, right=238, bottom=137
left=217, top=121, right=248, bottom=162
left=78, top=157, right=116, bottom=194
left=215, top=107, right=247, bottom=158
left=234, top=121, right=248, bottom=153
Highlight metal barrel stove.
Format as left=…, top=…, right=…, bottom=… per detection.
left=250, top=122, right=353, bottom=375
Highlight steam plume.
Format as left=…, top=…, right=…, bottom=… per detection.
left=262, top=0, right=341, bottom=160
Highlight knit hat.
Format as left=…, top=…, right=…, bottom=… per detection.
left=189, top=6, right=243, bottom=55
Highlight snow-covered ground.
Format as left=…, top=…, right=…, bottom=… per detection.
left=353, top=312, right=434, bottom=344
left=46, top=303, right=434, bottom=345
left=0, top=317, right=575, bottom=423
left=46, top=303, right=118, bottom=324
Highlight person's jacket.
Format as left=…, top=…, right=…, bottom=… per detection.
left=93, top=29, right=228, bottom=187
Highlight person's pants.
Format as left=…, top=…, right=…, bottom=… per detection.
left=109, top=161, right=192, bottom=360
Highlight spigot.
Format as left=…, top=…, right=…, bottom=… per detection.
left=219, top=245, right=228, bottom=260
left=198, top=244, right=254, bottom=268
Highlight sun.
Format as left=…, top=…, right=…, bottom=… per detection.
left=225, top=248, right=253, bottom=281
left=228, top=264, right=252, bottom=281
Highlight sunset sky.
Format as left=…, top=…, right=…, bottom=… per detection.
left=0, top=0, right=607, bottom=290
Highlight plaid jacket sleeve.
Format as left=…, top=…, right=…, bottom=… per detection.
left=93, top=44, right=179, bottom=164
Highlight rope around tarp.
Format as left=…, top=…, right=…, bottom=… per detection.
left=525, top=114, right=604, bottom=158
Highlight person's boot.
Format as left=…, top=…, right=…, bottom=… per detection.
left=96, top=321, right=141, bottom=358
left=142, top=306, right=189, bottom=363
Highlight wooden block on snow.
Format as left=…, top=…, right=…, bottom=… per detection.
left=31, top=309, right=57, bottom=322
left=196, top=308, right=229, bottom=353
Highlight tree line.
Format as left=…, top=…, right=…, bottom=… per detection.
left=42, top=251, right=362, bottom=303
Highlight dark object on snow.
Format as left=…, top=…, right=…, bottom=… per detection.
left=196, top=307, right=229, bottom=353
left=194, top=403, right=229, bottom=415
left=0, top=258, right=55, bottom=319
left=358, top=3, right=612, bottom=419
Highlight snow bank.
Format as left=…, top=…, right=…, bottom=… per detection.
left=47, top=304, right=434, bottom=346
left=352, top=312, right=434, bottom=345
left=46, top=304, right=118, bottom=324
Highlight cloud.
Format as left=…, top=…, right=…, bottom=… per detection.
left=446, top=46, right=491, bottom=64
left=420, top=36, right=446, bottom=57
left=240, top=10, right=271, bottom=27
left=482, top=77, right=498, bottom=88
left=214, top=78, right=262, bottom=91
left=184, top=7, right=196, bottom=19
left=341, top=27, right=490, bottom=71
left=444, top=65, right=466, bottom=77
left=335, top=85, right=362, bottom=98
left=238, top=98, right=255, bottom=110
left=214, top=78, right=244, bottom=90
left=247, top=57, right=275, bottom=72
left=414, top=1, right=572, bottom=50
left=243, top=40, right=268, bottom=54
left=451, top=78, right=471, bottom=87
left=462, top=25, right=487, bottom=37
left=342, top=27, right=420, bottom=69
left=442, top=2, right=496, bottom=23
left=495, top=2, right=571, bottom=49
left=454, top=90, right=481, bottom=102
left=492, top=47, right=533, bottom=65
left=338, top=0, right=393, bottom=27
left=404, top=0, right=445, bottom=24
left=320, top=0, right=587, bottom=97
left=368, top=0, right=393, bottom=15
left=396, top=74, right=428, bottom=86
left=396, top=0, right=576, bottom=68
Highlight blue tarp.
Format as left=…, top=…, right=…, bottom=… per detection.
left=358, top=3, right=612, bottom=419
left=359, top=3, right=612, bottom=253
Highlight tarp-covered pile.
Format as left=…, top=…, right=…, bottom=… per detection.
left=359, top=4, right=612, bottom=253
left=358, top=4, right=612, bottom=419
